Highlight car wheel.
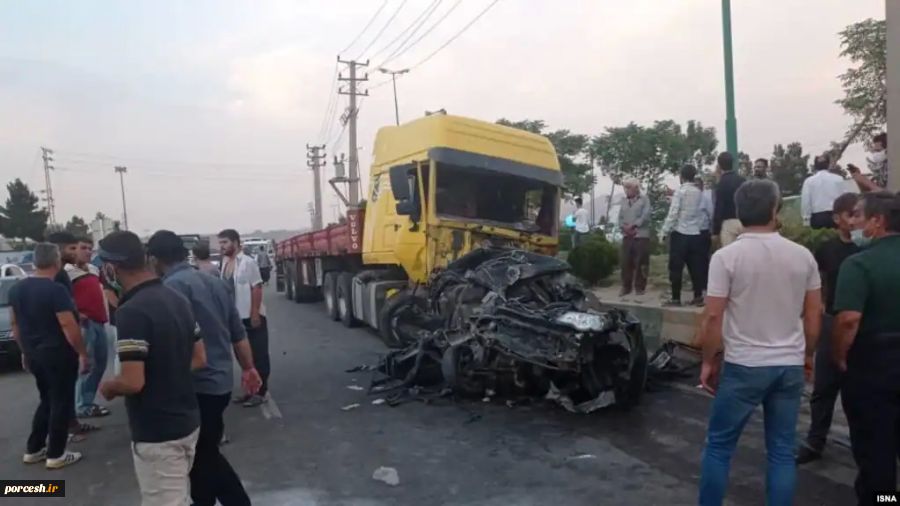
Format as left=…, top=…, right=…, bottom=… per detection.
left=378, top=291, right=426, bottom=348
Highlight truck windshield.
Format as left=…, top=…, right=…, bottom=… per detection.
left=435, top=162, right=558, bottom=235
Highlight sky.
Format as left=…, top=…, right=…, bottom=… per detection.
left=0, top=0, right=886, bottom=235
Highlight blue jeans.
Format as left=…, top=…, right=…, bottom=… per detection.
left=75, top=320, right=108, bottom=414
left=699, top=362, right=804, bottom=506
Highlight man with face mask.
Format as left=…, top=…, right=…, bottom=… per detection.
left=796, top=192, right=860, bottom=464
left=97, top=231, right=206, bottom=506
left=833, top=191, right=900, bottom=504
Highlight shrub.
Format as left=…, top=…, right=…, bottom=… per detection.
left=567, top=234, right=619, bottom=285
left=781, top=223, right=837, bottom=254
left=559, top=227, right=574, bottom=252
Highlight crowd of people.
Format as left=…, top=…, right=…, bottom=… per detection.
left=8, top=228, right=271, bottom=506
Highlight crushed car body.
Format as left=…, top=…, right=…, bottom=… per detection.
left=369, top=248, right=649, bottom=412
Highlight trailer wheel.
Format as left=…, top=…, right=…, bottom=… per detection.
left=336, top=272, right=358, bottom=328
left=284, top=264, right=295, bottom=300
left=378, top=292, right=427, bottom=348
left=323, top=272, right=339, bottom=321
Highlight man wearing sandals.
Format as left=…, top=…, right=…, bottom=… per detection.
left=67, top=236, right=110, bottom=419
left=10, top=243, right=90, bottom=469
left=97, top=231, right=206, bottom=506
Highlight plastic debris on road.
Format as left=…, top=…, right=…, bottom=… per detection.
left=372, top=398, right=386, bottom=405
left=347, top=385, right=365, bottom=391
left=341, top=403, right=360, bottom=411
left=372, top=466, right=400, bottom=486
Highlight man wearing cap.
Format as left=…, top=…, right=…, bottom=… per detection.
left=146, top=230, right=260, bottom=506
left=97, top=231, right=206, bottom=506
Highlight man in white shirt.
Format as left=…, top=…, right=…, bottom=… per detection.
left=218, top=229, right=270, bottom=408
left=697, top=179, right=822, bottom=506
left=801, top=154, right=848, bottom=229
left=661, top=165, right=705, bottom=306
left=572, top=197, right=590, bottom=248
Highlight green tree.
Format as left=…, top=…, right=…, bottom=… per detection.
left=65, top=215, right=90, bottom=237
left=0, top=179, right=49, bottom=241
left=832, top=18, right=886, bottom=160
left=590, top=120, right=719, bottom=227
left=770, top=143, right=809, bottom=196
left=496, top=119, right=594, bottom=198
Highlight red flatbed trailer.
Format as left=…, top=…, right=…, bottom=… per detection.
left=274, top=209, right=369, bottom=304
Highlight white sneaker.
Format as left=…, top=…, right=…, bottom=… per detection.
left=23, top=447, right=47, bottom=464
left=46, top=451, right=82, bottom=470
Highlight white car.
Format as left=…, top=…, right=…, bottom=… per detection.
left=0, top=264, right=26, bottom=278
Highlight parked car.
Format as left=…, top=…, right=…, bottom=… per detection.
left=0, top=276, right=23, bottom=368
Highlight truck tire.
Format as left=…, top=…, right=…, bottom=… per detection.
left=378, top=292, right=427, bottom=348
left=323, top=272, right=339, bottom=321
left=284, top=264, right=295, bottom=301
left=336, top=272, right=358, bottom=328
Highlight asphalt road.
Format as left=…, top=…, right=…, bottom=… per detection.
left=0, top=287, right=857, bottom=505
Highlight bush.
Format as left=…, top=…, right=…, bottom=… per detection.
left=567, top=234, right=619, bottom=285
left=559, top=227, right=574, bottom=252
left=781, top=223, right=837, bottom=254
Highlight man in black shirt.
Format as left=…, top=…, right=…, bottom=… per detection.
left=10, top=243, right=89, bottom=469
left=712, top=152, right=746, bottom=247
left=97, top=231, right=206, bottom=506
left=797, top=192, right=860, bottom=464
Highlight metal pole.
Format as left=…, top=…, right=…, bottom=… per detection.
left=41, top=147, right=56, bottom=225
left=338, top=58, right=369, bottom=206
left=391, top=74, right=400, bottom=126
left=888, top=0, right=900, bottom=192
left=115, top=166, right=128, bottom=230
left=589, top=153, right=596, bottom=226
left=721, top=0, right=739, bottom=165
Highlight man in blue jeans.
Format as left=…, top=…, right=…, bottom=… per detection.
left=697, top=179, right=822, bottom=506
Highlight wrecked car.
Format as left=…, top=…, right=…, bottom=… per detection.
left=369, top=248, right=649, bottom=412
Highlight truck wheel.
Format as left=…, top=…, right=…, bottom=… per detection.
left=336, top=272, right=358, bottom=328
left=323, top=272, right=339, bottom=321
left=378, top=292, right=427, bottom=348
left=284, top=265, right=295, bottom=301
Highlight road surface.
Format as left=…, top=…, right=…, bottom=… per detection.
left=0, top=288, right=857, bottom=505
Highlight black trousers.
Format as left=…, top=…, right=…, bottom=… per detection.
left=243, top=317, right=270, bottom=397
left=697, top=230, right=712, bottom=293
left=810, top=211, right=836, bottom=230
left=190, top=393, right=251, bottom=506
left=27, top=349, right=78, bottom=458
left=805, top=314, right=842, bottom=451
left=668, top=231, right=705, bottom=301
left=841, top=342, right=900, bottom=505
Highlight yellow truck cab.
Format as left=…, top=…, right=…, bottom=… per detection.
left=364, top=113, right=561, bottom=282
left=276, top=113, right=562, bottom=344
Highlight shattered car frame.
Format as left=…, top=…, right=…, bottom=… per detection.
left=371, top=248, right=649, bottom=412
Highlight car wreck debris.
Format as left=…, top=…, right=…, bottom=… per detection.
left=368, top=248, right=648, bottom=412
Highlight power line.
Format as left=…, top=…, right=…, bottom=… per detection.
left=354, top=0, right=409, bottom=60
left=383, top=0, right=462, bottom=66
left=316, top=63, right=340, bottom=143
left=52, top=150, right=297, bottom=168
left=409, top=0, right=501, bottom=70
left=370, top=0, right=441, bottom=64
left=339, top=0, right=390, bottom=54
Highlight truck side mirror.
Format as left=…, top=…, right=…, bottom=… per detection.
left=389, top=165, right=412, bottom=201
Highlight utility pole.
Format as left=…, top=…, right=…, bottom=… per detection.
left=378, top=67, right=409, bottom=126
left=589, top=152, right=596, bottom=227
left=338, top=56, right=368, bottom=206
left=721, top=0, right=739, bottom=166
left=40, top=147, right=57, bottom=226
left=888, top=0, right=900, bottom=192
left=306, top=144, right=326, bottom=230
left=114, top=166, right=129, bottom=230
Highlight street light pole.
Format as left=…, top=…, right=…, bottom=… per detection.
left=721, top=0, right=739, bottom=166
left=379, top=67, right=409, bottom=126
left=114, top=166, right=129, bottom=230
